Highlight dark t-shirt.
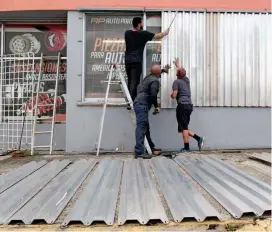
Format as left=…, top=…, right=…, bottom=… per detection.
left=124, top=30, right=155, bottom=64
left=172, top=77, right=192, bottom=104
left=134, top=74, right=160, bottom=109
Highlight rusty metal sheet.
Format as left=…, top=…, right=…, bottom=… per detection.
left=0, top=159, right=70, bottom=224
left=118, top=159, right=168, bottom=225
left=175, top=156, right=271, bottom=218
left=6, top=159, right=97, bottom=225
left=63, top=158, right=123, bottom=226
left=0, top=160, right=47, bottom=194
left=151, top=157, right=222, bottom=222
left=249, top=153, right=272, bottom=164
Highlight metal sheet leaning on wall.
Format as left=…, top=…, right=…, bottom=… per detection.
left=161, top=11, right=272, bottom=108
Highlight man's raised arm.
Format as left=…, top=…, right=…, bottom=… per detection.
left=153, top=28, right=169, bottom=40
left=173, top=57, right=182, bottom=69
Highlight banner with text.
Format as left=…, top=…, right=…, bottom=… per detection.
left=2, top=25, right=67, bottom=122
left=85, top=15, right=161, bottom=98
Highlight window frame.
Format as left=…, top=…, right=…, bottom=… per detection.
left=0, top=23, right=4, bottom=122
left=81, top=11, right=162, bottom=103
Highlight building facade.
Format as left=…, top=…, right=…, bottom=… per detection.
left=0, top=1, right=271, bottom=152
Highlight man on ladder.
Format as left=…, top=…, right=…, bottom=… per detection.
left=124, top=17, right=169, bottom=108
left=134, top=64, right=170, bottom=159
left=95, top=63, right=170, bottom=158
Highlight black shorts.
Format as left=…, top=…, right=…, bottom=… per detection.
left=176, top=104, right=193, bottom=132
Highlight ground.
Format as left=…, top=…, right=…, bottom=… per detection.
left=0, top=149, right=271, bottom=231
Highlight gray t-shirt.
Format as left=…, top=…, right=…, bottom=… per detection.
left=172, top=77, right=192, bottom=104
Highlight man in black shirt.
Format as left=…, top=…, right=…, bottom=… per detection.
left=125, top=17, right=169, bottom=105
left=134, top=64, right=170, bottom=159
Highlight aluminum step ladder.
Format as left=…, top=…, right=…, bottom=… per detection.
left=31, top=52, right=61, bottom=155
left=96, top=63, right=152, bottom=156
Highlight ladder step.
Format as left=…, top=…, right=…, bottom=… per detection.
left=37, top=117, right=54, bottom=120
left=35, top=131, right=52, bottom=134
left=31, top=52, right=61, bottom=156
left=40, top=79, right=58, bottom=82
left=35, top=92, right=54, bottom=94
left=33, top=145, right=51, bottom=148
left=37, top=104, right=54, bottom=106
left=107, top=102, right=127, bottom=106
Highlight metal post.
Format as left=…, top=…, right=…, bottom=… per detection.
left=0, top=23, right=4, bottom=150
left=31, top=53, right=44, bottom=155
left=96, top=65, right=114, bottom=156
left=18, top=105, right=27, bottom=150
left=0, top=23, right=4, bottom=123
left=81, top=13, right=86, bottom=101
left=203, top=11, right=207, bottom=106
left=49, top=52, right=61, bottom=155
left=30, top=53, right=35, bottom=149
left=143, top=12, right=147, bottom=79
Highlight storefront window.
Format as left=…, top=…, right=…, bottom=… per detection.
left=0, top=24, right=2, bottom=55
left=84, top=13, right=161, bottom=100
left=146, top=14, right=162, bottom=104
left=146, top=14, right=161, bottom=75
left=85, top=13, right=143, bottom=99
left=2, top=25, right=67, bottom=122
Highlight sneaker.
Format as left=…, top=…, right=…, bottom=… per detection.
left=179, top=148, right=192, bottom=154
left=145, top=148, right=162, bottom=155
left=152, top=148, right=162, bottom=153
left=198, top=137, right=205, bottom=151
left=134, top=153, right=153, bottom=159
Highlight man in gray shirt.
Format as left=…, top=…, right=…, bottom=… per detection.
left=171, top=58, right=204, bottom=153
left=134, top=64, right=170, bottom=159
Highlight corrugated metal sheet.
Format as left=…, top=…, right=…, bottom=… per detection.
left=0, top=160, right=47, bottom=194
left=63, top=159, right=123, bottom=226
left=118, top=159, right=168, bottom=225
left=249, top=152, right=271, bottom=164
left=0, top=159, right=70, bottom=224
left=151, top=157, right=222, bottom=222
left=161, top=12, right=272, bottom=108
left=6, top=159, right=97, bottom=225
left=175, top=156, right=271, bottom=218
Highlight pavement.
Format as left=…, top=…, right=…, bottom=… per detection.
left=0, top=149, right=271, bottom=231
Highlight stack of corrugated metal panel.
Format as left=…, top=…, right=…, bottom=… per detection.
left=175, top=156, right=271, bottom=218
left=0, top=156, right=270, bottom=226
left=248, top=152, right=271, bottom=164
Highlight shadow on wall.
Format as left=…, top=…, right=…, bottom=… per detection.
left=66, top=106, right=271, bottom=152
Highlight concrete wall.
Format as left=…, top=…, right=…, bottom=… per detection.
left=0, top=124, right=66, bottom=151
left=66, top=11, right=271, bottom=152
